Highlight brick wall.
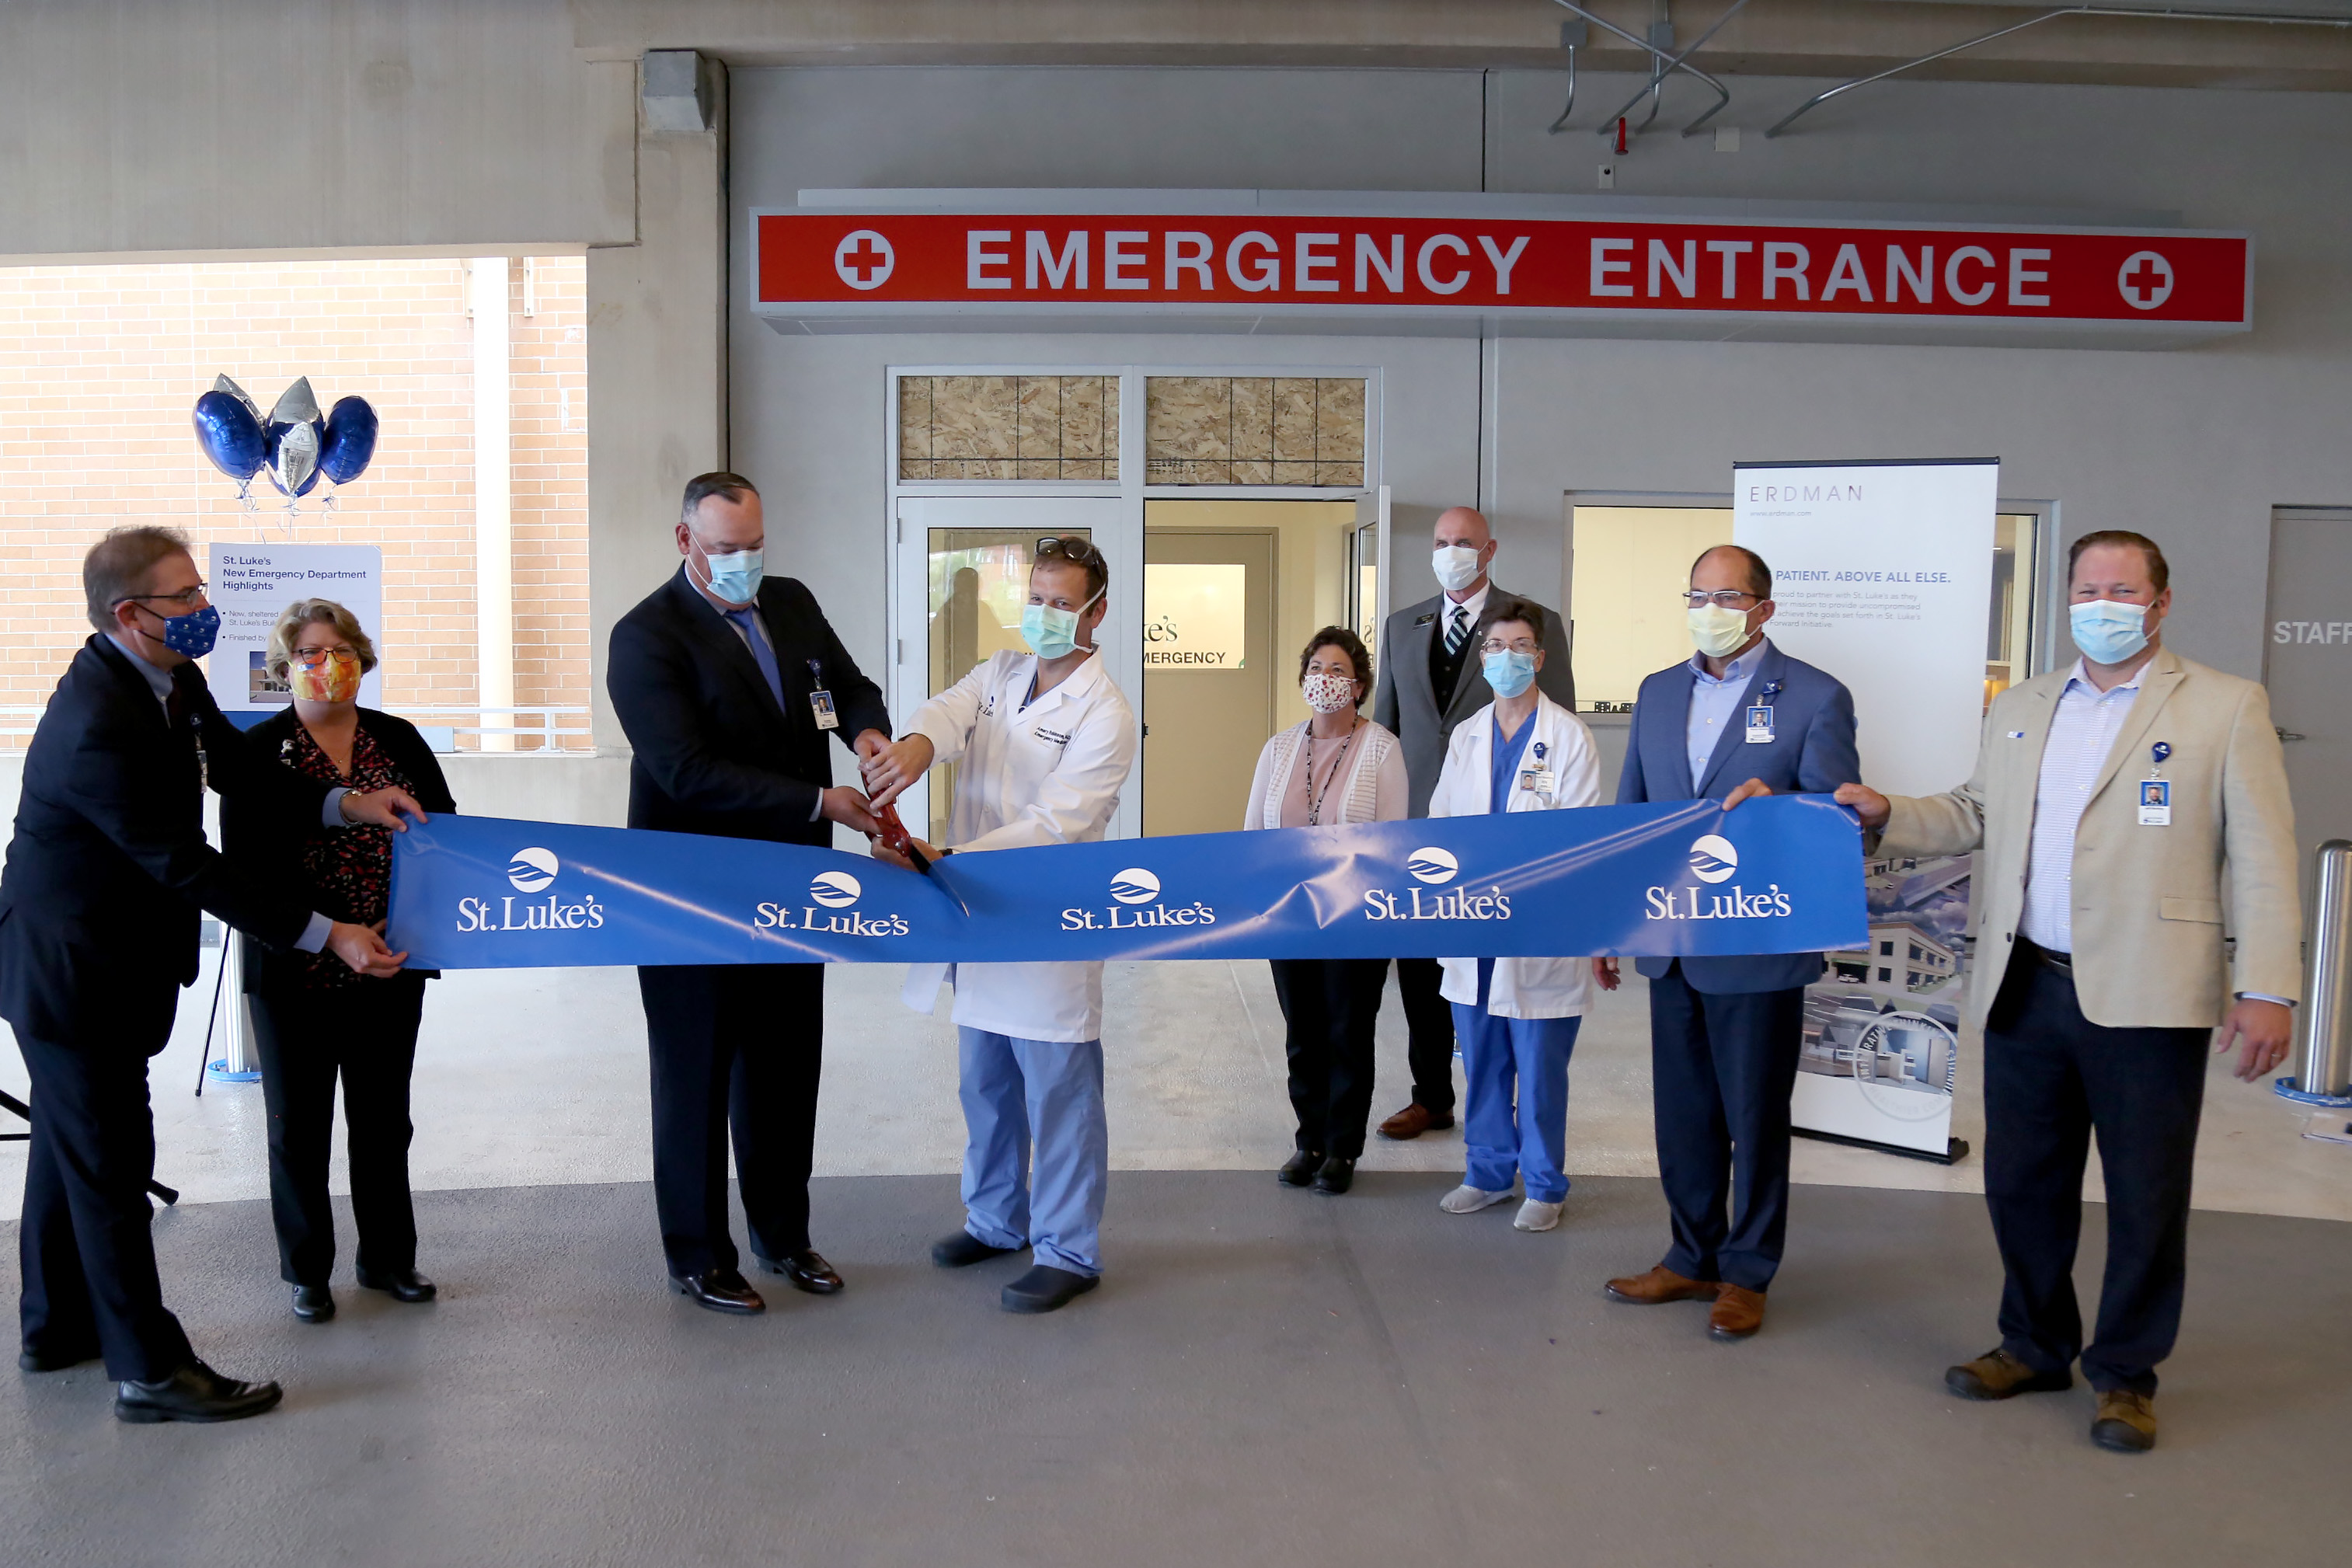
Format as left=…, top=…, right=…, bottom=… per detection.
left=0, top=256, right=588, bottom=741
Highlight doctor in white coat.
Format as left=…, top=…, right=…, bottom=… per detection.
left=862, top=536, right=1137, bottom=1314
left=1424, top=593, right=1601, bottom=1234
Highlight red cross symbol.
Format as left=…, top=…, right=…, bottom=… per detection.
left=2117, top=250, right=2173, bottom=312
left=834, top=229, right=894, bottom=291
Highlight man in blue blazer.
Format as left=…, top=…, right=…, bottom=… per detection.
left=1597, top=544, right=1859, bottom=1342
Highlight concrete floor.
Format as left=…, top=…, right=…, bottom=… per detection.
left=4, top=953, right=2347, bottom=1221
left=3, top=1171, right=2347, bottom=1567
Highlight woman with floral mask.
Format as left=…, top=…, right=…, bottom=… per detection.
left=221, top=599, right=457, bottom=1326
left=1241, top=627, right=1409, bottom=1194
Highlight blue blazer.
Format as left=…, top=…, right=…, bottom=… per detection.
left=1616, top=640, right=1861, bottom=995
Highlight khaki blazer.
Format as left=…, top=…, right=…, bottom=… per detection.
left=1878, top=644, right=2300, bottom=1031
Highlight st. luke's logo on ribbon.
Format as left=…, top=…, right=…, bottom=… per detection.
left=389, top=796, right=1865, bottom=972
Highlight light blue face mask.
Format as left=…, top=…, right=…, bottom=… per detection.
left=2069, top=598, right=2151, bottom=665
left=695, top=544, right=764, bottom=605
left=1021, top=588, right=1104, bottom=660
left=1482, top=648, right=1538, bottom=699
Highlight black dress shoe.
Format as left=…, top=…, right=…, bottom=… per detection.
left=668, top=1269, right=765, bottom=1315
left=932, top=1230, right=1020, bottom=1268
left=115, top=1361, right=283, bottom=1424
left=1277, top=1149, right=1324, bottom=1187
left=1312, top=1155, right=1357, bottom=1194
left=19, top=1342, right=101, bottom=1374
left=758, top=1249, right=845, bottom=1295
left=291, top=1284, right=336, bottom=1324
left=1002, top=1264, right=1099, bottom=1315
left=357, top=1267, right=437, bottom=1303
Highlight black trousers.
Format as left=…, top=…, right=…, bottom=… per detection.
left=638, top=962, right=824, bottom=1278
left=1270, top=958, right=1390, bottom=1159
left=247, top=973, right=427, bottom=1287
left=16, top=1026, right=195, bottom=1382
left=1392, top=956, right=1458, bottom=1114
left=1648, top=963, right=1807, bottom=1293
left=1984, top=946, right=2210, bottom=1396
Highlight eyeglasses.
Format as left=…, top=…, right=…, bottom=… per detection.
left=1478, top=637, right=1540, bottom=656
left=1034, top=536, right=1102, bottom=566
left=117, top=583, right=209, bottom=611
left=1682, top=589, right=1761, bottom=609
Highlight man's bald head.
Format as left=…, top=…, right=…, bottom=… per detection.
left=1433, top=507, right=1492, bottom=550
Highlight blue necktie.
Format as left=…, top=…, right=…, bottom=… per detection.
left=723, top=607, right=786, bottom=713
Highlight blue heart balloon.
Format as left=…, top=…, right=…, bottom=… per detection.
left=191, top=390, right=266, bottom=482
left=319, top=395, right=378, bottom=484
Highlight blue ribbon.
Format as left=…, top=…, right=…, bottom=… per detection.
left=386, top=795, right=1865, bottom=970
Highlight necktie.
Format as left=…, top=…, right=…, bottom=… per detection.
left=723, top=607, right=787, bottom=713
left=1444, top=605, right=1469, bottom=657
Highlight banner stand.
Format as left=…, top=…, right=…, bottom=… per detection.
left=1793, top=1126, right=1970, bottom=1167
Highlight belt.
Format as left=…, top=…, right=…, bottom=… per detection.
left=2016, top=936, right=2072, bottom=975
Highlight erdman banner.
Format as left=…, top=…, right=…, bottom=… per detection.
left=385, top=796, right=1865, bottom=970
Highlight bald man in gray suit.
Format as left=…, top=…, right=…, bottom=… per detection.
left=1371, top=506, right=1574, bottom=1138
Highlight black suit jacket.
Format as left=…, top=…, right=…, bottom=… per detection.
left=0, top=637, right=330, bottom=1047
left=608, top=568, right=889, bottom=846
left=221, top=706, right=458, bottom=995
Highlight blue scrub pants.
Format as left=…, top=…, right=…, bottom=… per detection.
left=957, top=1029, right=1108, bottom=1277
left=1451, top=960, right=1580, bottom=1204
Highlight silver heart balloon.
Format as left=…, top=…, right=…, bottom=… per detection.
left=270, top=419, right=321, bottom=496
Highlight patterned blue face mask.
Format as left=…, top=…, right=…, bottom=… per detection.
left=154, top=602, right=221, bottom=659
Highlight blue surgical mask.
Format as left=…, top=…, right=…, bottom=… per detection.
left=2069, top=598, right=2151, bottom=665
left=155, top=603, right=221, bottom=660
left=694, top=544, right=764, bottom=605
left=1482, top=648, right=1537, bottom=699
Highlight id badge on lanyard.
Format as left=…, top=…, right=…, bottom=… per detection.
left=1744, top=679, right=1783, bottom=744
left=2138, top=740, right=2172, bottom=826
left=1517, top=739, right=1554, bottom=800
left=807, top=658, right=839, bottom=730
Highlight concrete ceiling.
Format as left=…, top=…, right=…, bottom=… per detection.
left=571, top=0, right=2352, bottom=90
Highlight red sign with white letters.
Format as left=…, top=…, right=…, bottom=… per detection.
left=754, top=211, right=2249, bottom=328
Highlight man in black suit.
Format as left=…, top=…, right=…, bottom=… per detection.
left=607, top=472, right=890, bottom=1314
left=1370, top=505, right=1574, bottom=1140
left=2, top=526, right=421, bottom=1423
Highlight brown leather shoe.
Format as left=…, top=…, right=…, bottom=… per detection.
left=1709, top=1284, right=1766, bottom=1340
left=1604, top=1265, right=1721, bottom=1305
left=1945, top=1347, right=2073, bottom=1400
left=1377, top=1103, right=1455, bottom=1141
left=2091, top=1390, right=2158, bottom=1452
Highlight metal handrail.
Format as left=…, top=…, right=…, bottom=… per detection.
left=1768, top=5, right=2352, bottom=139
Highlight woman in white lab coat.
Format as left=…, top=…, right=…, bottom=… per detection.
left=862, top=536, right=1137, bottom=1314
left=1423, top=593, right=1601, bottom=1233
left=1241, top=626, right=1409, bottom=1195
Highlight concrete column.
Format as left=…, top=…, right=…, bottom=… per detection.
left=472, top=255, right=516, bottom=751
left=585, top=54, right=729, bottom=752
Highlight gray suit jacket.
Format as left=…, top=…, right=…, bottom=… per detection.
left=1372, top=590, right=1575, bottom=817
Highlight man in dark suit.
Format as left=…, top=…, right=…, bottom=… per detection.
left=1371, top=505, right=1574, bottom=1140
left=607, top=472, right=890, bottom=1315
left=2, top=526, right=420, bottom=1423
left=1598, top=544, right=1859, bottom=1342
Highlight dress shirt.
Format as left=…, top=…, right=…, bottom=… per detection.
left=1685, top=638, right=1765, bottom=790
left=106, top=634, right=337, bottom=954
left=1442, top=582, right=1490, bottom=655
left=703, top=596, right=826, bottom=823
left=2021, top=660, right=2145, bottom=954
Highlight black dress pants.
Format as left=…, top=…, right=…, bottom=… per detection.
left=16, top=1027, right=195, bottom=1382
left=638, top=962, right=824, bottom=1278
left=1392, top=956, right=1458, bottom=1115
left=1648, top=963, right=1807, bottom=1293
left=1983, top=946, right=2210, bottom=1396
left=247, top=973, right=427, bottom=1287
left=1270, top=958, right=1389, bottom=1159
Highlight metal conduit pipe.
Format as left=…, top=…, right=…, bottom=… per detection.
left=1767, top=5, right=2352, bottom=138
left=2288, top=840, right=2352, bottom=1101
left=1590, top=0, right=1755, bottom=137
left=1546, top=0, right=1736, bottom=136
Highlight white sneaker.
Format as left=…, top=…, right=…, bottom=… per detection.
left=1513, top=1198, right=1564, bottom=1232
left=1438, top=1184, right=1516, bottom=1214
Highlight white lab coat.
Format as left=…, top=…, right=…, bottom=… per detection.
left=1427, top=692, right=1601, bottom=1020
left=899, top=649, right=1138, bottom=1042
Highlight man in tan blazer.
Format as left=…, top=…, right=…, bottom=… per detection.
left=1834, top=529, right=2299, bottom=1455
